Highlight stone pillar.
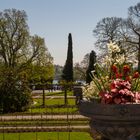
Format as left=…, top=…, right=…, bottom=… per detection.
left=73, top=85, right=83, bottom=105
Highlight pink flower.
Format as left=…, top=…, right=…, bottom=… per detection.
left=114, top=97, right=121, bottom=104
left=134, top=92, right=140, bottom=103
left=99, top=91, right=113, bottom=104
left=111, top=88, right=118, bottom=93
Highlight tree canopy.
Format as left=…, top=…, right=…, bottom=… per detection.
left=0, top=9, right=54, bottom=113
left=62, top=33, right=73, bottom=82
left=86, top=50, right=96, bottom=84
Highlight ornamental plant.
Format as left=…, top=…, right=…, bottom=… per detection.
left=83, top=42, right=140, bottom=104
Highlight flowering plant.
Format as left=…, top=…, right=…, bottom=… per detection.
left=83, top=42, right=140, bottom=104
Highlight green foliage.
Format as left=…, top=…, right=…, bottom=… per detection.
left=33, top=98, right=76, bottom=106
left=28, top=64, right=54, bottom=84
left=54, top=64, right=63, bottom=81
left=0, top=68, right=32, bottom=113
left=62, top=33, right=73, bottom=82
left=0, top=9, right=54, bottom=113
left=0, top=9, right=29, bottom=67
left=74, top=53, right=89, bottom=81
left=86, top=50, right=96, bottom=84
left=28, top=35, right=54, bottom=84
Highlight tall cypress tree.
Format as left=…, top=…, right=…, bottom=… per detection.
left=86, top=50, right=96, bottom=84
left=62, top=33, right=73, bottom=82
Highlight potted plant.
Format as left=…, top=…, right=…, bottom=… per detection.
left=79, top=42, right=140, bottom=140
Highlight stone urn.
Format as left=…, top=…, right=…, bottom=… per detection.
left=78, top=100, right=140, bottom=140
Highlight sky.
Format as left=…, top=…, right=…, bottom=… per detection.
left=0, top=0, right=140, bottom=66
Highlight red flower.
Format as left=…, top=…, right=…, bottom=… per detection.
left=99, top=91, right=107, bottom=97
left=116, top=73, right=122, bottom=78
left=133, top=72, right=140, bottom=78
left=125, top=76, right=131, bottom=81
left=111, top=65, right=118, bottom=73
left=123, top=65, right=130, bottom=74
left=110, top=82, right=116, bottom=89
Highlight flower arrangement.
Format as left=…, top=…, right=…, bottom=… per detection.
left=83, top=42, right=140, bottom=104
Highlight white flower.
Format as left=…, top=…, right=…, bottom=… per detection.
left=83, top=81, right=99, bottom=100
left=115, top=54, right=125, bottom=65
left=107, top=41, right=120, bottom=54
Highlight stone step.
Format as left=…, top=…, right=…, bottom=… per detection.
left=0, top=115, right=88, bottom=121
left=0, top=125, right=90, bottom=133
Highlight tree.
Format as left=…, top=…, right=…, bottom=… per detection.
left=0, top=9, right=29, bottom=67
left=0, top=67, right=31, bottom=113
left=121, top=2, right=140, bottom=71
left=31, top=35, right=53, bottom=66
left=0, top=9, right=31, bottom=113
left=25, top=23, right=54, bottom=109
left=62, top=33, right=73, bottom=82
left=74, top=53, right=90, bottom=81
left=86, top=50, right=96, bottom=84
left=0, top=9, right=54, bottom=112
left=0, top=9, right=43, bottom=71
left=93, top=3, right=140, bottom=72
left=28, top=35, right=54, bottom=84
left=61, top=33, right=73, bottom=105
left=54, top=65, right=63, bottom=81
left=93, top=17, right=122, bottom=50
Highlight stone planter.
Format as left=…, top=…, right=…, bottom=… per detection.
left=79, top=100, right=140, bottom=140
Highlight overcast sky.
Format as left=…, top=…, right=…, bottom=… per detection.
left=0, top=0, right=140, bottom=66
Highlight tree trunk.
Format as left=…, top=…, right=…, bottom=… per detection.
left=42, top=85, right=45, bottom=107
left=64, top=86, right=68, bottom=105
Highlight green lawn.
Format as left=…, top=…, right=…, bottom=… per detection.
left=45, top=91, right=74, bottom=96
left=30, top=91, right=77, bottom=114
left=29, top=98, right=77, bottom=114
left=32, top=91, right=74, bottom=97
left=33, top=98, right=76, bottom=106
left=0, top=132, right=93, bottom=140
left=28, top=107, right=78, bottom=114
left=1, top=132, right=140, bottom=140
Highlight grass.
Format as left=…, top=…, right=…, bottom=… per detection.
left=26, top=93, right=77, bottom=114
left=0, top=91, right=91, bottom=140
left=0, top=98, right=78, bottom=115
left=28, top=107, right=78, bottom=114
left=0, top=132, right=93, bottom=140
left=33, top=98, right=76, bottom=106
left=32, top=91, right=74, bottom=97
left=29, top=97, right=77, bottom=114
left=45, top=91, right=74, bottom=96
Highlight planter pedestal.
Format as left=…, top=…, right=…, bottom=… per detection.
left=79, top=101, right=140, bottom=140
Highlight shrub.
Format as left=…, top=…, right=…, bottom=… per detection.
left=0, top=69, right=32, bottom=113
